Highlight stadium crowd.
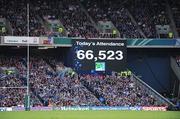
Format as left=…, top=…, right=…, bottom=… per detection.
left=0, top=56, right=41, bottom=107
left=80, top=75, right=161, bottom=106
left=0, top=0, right=27, bottom=36
left=126, top=0, right=170, bottom=38
left=169, top=0, right=180, bottom=36
left=0, top=0, right=179, bottom=110
left=29, top=57, right=101, bottom=106
left=0, top=55, right=168, bottom=107
left=83, top=0, right=142, bottom=38
left=0, top=0, right=179, bottom=38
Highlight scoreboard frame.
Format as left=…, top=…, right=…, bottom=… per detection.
left=72, top=39, right=127, bottom=74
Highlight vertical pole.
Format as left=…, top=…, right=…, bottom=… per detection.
left=178, top=82, right=180, bottom=99
left=26, top=3, right=30, bottom=111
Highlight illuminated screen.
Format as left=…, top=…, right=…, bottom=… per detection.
left=72, top=39, right=127, bottom=74
left=95, top=62, right=105, bottom=71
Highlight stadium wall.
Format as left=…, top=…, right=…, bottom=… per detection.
left=127, top=48, right=173, bottom=94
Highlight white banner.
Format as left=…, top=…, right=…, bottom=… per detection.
left=0, top=107, right=12, bottom=111
left=4, top=36, right=39, bottom=44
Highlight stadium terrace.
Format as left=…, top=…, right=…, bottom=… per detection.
left=0, top=0, right=180, bottom=119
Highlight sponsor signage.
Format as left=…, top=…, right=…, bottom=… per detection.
left=31, top=107, right=52, bottom=111
left=40, top=37, right=53, bottom=45
left=0, top=106, right=167, bottom=111
left=142, top=106, right=167, bottom=111
left=4, top=36, right=39, bottom=44
left=0, top=107, right=12, bottom=111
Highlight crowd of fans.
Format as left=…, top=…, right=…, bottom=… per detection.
left=0, top=0, right=178, bottom=38
left=0, top=0, right=27, bottom=36
left=30, top=0, right=99, bottom=38
left=169, top=0, right=180, bottom=36
left=0, top=88, right=26, bottom=107
left=29, top=10, right=46, bottom=36
left=0, top=56, right=42, bottom=107
left=0, top=0, right=46, bottom=36
left=29, top=57, right=101, bottom=106
left=126, top=0, right=170, bottom=38
left=83, top=0, right=143, bottom=38
left=0, top=55, right=168, bottom=107
left=80, top=75, right=163, bottom=106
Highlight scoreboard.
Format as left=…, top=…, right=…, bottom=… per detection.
left=72, top=39, right=127, bottom=74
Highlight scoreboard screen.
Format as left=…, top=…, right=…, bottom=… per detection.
left=72, top=39, right=127, bottom=74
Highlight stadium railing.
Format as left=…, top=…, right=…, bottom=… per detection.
left=133, top=74, right=175, bottom=107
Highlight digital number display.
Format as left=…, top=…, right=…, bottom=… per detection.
left=76, top=50, right=123, bottom=61
left=72, top=39, right=127, bottom=74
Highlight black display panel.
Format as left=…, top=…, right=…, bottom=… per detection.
left=72, top=39, right=127, bottom=74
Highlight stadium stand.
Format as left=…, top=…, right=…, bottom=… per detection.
left=80, top=75, right=166, bottom=106
left=0, top=55, right=169, bottom=107
left=29, top=57, right=102, bottom=106
left=169, top=0, right=180, bottom=36
left=0, top=0, right=27, bottom=36
left=125, top=0, right=170, bottom=38
left=82, top=0, right=143, bottom=38
left=0, top=0, right=179, bottom=110
left=31, top=0, right=99, bottom=38
left=0, top=56, right=42, bottom=107
left=0, top=0, right=179, bottom=38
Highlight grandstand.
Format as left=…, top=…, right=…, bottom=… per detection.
left=0, top=0, right=180, bottom=119
left=0, top=0, right=179, bottom=38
